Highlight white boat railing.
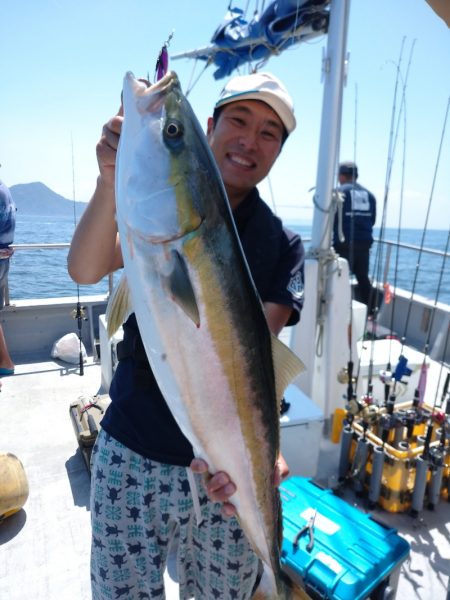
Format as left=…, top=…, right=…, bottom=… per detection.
left=6, top=242, right=115, bottom=305
left=6, top=239, right=450, bottom=305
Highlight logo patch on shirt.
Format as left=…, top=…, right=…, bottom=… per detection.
left=350, top=190, right=370, bottom=212
left=287, top=271, right=304, bottom=300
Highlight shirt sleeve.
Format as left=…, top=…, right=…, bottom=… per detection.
left=0, top=193, right=9, bottom=231
left=264, top=228, right=305, bottom=326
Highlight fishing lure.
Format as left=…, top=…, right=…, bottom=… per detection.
left=155, top=31, right=174, bottom=81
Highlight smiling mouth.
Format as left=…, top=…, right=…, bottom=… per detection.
left=227, top=153, right=256, bottom=170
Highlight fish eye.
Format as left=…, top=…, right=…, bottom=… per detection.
left=165, top=119, right=184, bottom=139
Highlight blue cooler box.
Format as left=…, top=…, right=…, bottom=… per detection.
left=280, top=477, right=410, bottom=599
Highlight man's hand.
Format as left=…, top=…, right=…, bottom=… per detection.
left=96, top=110, right=123, bottom=189
left=275, top=452, right=290, bottom=485
left=190, top=452, right=290, bottom=518
left=190, top=458, right=237, bottom=517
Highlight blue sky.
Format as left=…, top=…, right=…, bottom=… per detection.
left=1, top=0, right=449, bottom=230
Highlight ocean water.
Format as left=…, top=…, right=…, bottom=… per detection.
left=8, top=214, right=450, bottom=305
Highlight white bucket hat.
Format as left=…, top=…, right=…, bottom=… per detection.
left=215, top=72, right=296, bottom=135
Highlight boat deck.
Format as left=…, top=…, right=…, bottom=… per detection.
left=1, top=354, right=449, bottom=599
left=0, top=357, right=99, bottom=600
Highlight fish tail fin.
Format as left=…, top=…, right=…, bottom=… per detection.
left=106, top=273, right=132, bottom=337
left=278, top=569, right=312, bottom=599
left=271, top=333, right=306, bottom=402
left=251, top=565, right=278, bottom=599
left=252, top=567, right=311, bottom=599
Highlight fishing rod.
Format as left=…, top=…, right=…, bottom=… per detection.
left=367, top=38, right=409, bottom=322
left=394, top=100, right=450, bottom=505
left=381, top=54, right=415, bottom=405
left=399, top=96, right=450, bottom=356
left=360, top=40, right=406, bottom=399
left=415, top=226, right=450, bottom=403
left=435, top=321, right=450, bottom=412
left=380, top=43, right=417, bottom=404
left=363, top=39, right=415, bottom=402
left=342, top=82, right=359, bottom=405
left=70, top=135, right=86, bottom=376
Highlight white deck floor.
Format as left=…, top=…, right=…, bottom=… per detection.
left=1, top=355, right=449, bottom=599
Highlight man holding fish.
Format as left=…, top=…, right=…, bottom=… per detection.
left=69, top=70, right=305, bottom=599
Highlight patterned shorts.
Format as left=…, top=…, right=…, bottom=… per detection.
left=90, top=430, right=260, bottom=600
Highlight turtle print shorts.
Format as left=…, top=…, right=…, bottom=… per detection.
left=90, top=429, right=260, bottom=600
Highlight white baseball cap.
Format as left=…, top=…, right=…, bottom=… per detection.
left=215, top=72, right=296, bottom=135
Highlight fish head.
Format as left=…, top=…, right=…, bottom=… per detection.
left=117, top=71, right=218, bottom=246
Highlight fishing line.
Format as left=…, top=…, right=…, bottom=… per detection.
left=433, top=310, right=450, bottom=410
left=370, top=39, right=414, bottom=330
left=361, top=39, right=408, bottom=398
left=266, top=174, right=278, bottom=214
left=420, top=227, right=450, bottom=358
left=381, top=55, right=410, bottom=399
left=345, top=82, right=359, bottom=401
left=366, top=39, right=415, bottom=403
left=400, top=95, right=450, bottom=351
left=422, top=226, right=450, bottom=410
left=386, top=41, right=414, bottom=333
left=70, top=134, right=86, bottom=376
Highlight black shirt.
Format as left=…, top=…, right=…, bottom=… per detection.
left=101, top=187, right=305, bottom=466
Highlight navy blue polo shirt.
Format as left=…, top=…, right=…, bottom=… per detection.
left=333, top=182, right=376, bottom=245
left=101, top=187, right=305, bottom=466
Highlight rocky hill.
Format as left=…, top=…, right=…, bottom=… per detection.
left=10, top=182, right=87, bottom=216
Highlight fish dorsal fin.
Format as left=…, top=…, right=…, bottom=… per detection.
left=271, top=333, right=306, bottom=402
left=166, top=249, right=200, bottom=327
left=106, top=273, right=132, bottom=338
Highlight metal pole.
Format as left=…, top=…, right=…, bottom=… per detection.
left=310, top=0, right=352, bottom=251
left=338, top=422, right=353, bottom=480
left=368, top=445, right=384, bottom=508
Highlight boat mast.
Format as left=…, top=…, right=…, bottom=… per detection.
left=292, top=0, right=353, bottom=413
left=310, top=0, right=351, bottom=250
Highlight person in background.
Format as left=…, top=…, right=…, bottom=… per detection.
left=68, top=71, right=305, bottom=600
left=0, top=179, right=16, bottom=383
left=333, top=161, right=377, bottom=308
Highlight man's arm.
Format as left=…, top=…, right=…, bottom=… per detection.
left=264, top=301, right=293, bottom=336
left=67, top=112, right=124, bottom=284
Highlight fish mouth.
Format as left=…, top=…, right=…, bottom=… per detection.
left=129, top=71, right=181, bottom=109
left=150, top=71, right=179, bottom=93
left=122, top=71, right=182, bottom=115
left=151, top=216, right=204, bottom=245
left=131, top=211, right=205, bottom=245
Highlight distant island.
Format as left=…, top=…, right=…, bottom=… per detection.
left=10, top=182, right=88, bottom=217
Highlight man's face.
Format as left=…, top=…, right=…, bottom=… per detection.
left=206, top=100, right=285, bottom=204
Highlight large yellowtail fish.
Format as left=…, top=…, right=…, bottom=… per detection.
left=108, top=71, right=308, bottom=599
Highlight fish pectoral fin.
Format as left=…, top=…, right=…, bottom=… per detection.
left=271, top=333, right=306, bottom=402
left=106, top=273, right=132, bottom=337
left=166, top=250, right=200, bottom=326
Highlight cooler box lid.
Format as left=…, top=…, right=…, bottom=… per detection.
left=280, top=385, right=324, bottom=428
left=280, top=477, right=410, bottom=600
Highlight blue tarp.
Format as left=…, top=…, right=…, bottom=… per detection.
left=173, top=1, right=329, bottom=79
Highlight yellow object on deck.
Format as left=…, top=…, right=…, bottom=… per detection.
left=331, top=408, right=347, bottom=443
left=0, top=452, right=29, bottom=521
